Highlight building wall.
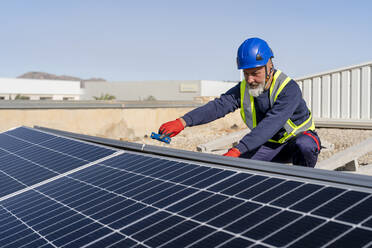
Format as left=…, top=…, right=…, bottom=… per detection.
left=82, top=80, right=238, bottom=101
left=296, top=61, right=372, bottom=120
left=0, top=78, right=82, bottom=100
left=82, top=80, right=202, bottom=101
left=201, top=80, right=238, bottom=97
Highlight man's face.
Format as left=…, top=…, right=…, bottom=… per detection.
left=243, top=66, right=266, bottom=97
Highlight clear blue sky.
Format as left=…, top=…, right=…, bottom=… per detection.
left=1, top=0, right=371, bottom=81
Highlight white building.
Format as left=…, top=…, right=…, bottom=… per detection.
left=80, top=80, right=238, bottom=101
left=0, top=78, right=82, bottom=100
left=0, top=78, right=237, bottom=101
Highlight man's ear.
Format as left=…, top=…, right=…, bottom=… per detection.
left=269, top=59, right=274, bottom=73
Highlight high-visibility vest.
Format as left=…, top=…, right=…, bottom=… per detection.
left=240, top=70, right=315, bottom=143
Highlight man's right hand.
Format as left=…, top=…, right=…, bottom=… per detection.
left=158, top=118, right=185, bottom=137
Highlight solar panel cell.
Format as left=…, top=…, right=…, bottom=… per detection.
left=103, top=153, right=152, bottom=170
left=225, top=206, right=281, bottom=233
left=0, top=219, right=20, bottom=234
left=134, top=159, right=177, bottom=175
left=5, top=126, right=55, bottom=144
left=312, top=190, right=369, bottom=218
left=15, top=199, right=57, bottom=219
left=110, top=238, right=138, bottom=247
left=106, top=205, right=156, bottom=229
left=132, top=182, right=175, bottom=201
left=67, top=190, right=109, bottom=209
left=15, top=146, right=87, bottom=173
left=336, top=197, right=372, bottom=224
left=0, top=171, right=25, bottom=197
left=142, top=184, right=186, bottom=205
left=159, top=163, right=198, bottom=180
left=18, top=238, right=48, bottom=248
left=40, top=244, right=54, bottom=248
left=3, top=232, right=41, bottom=248
left=287, top=221, right=351, bottom=248
left=82, top=196, right=124, bottom=216
left=326, top=228, right=372, bottom=248
left=243, top=210, right=301, bottom=240
left=152, top=187, right=197, bottom=208
left=192, top=170, right=235, bottom=188
left=178, top=194, right=228, bottom=217
left=63, top=227, right=112, bottom=248
left=180, top=168, right=221, bottom=186
left=42, top=215, right=90, bottom=237
left=21, top=202, right=59, bottom=222
left=124, top=178, right=162, bottom=197
left=161, top=225, right=214, bottom=248
left=121, top=211, right=170, bottom=236
left=252, top=180, right=303, bottom=203
left=363, top=217, right=372, bottom=228
left=270, top=183, right=323, bottom=207
left=263, top=216, right=325, bottom=247
left=132, top=215, right=184, bottom=242
left=193, top=198, right=244, bottom=222
left=218, top=237, right=253, bottom=248
left=40, top=137, right=114, bottom=162
left=78, top=168, right=127, bottom=187
left=0, top=148, right=9, bottom=158
left=51, top=222, right=102, bottom=246
left=32, top=209, right=77, bottom=231
left=166, top=191, right=212, bottom=212
left=170, top=165, right=210, bottom=183
left=208, top=201, right=261, bottom=228
left=188, top=231, right=233, bottom=248
left=97, top=171, right=137, bottom=189
left=84, top=233, right=127, bottom=248
left=236, top=177, right=284, bottom=200
left=0, top=133, right=32, bottom=152
left=92, top=199, right=136, bottom=221
left=0, top=222, right=28, bottom=239
left=220, top=174, right=266, bottom=195
left=141, top=160, right=181, bottom=178
left=207, top=173, right=252, bottom=192
left=144, top=220, right=199, bottom=247
left=0, top=228, right=35, bottom=247
left=110, top=175, right=149, bottom=194
left=290, top=186, right=345, bottom=212
left=0, top=155, right=58, bottom=186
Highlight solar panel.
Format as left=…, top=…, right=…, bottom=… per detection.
left=1, top=126, right=372, bottom=248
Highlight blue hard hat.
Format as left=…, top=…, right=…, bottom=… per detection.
left=237, top=37, right=274, bottom=69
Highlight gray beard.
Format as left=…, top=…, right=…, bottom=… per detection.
left=248, top=83, right=265, bottom=97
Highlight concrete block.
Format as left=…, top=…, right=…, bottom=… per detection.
left=316, top=137, right=372, bottom=171
left=197, top=128, right=250, bottom=154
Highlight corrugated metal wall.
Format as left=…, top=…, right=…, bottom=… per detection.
left=296, top=62, right=372, bottom=120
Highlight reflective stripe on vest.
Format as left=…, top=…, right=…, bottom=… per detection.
left=240, top=70, right=315, bottom=143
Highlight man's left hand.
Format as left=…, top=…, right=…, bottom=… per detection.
left=223, top=148, right=241, bottom=157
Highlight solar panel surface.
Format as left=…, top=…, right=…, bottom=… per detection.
left=0, top=127, right=116, bottom=198
left=1, top=126, right=372, bottom=248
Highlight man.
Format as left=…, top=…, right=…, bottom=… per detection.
left=158, top=37, right=321, bottom=167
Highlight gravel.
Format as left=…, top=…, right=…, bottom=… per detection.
left=134, top=125, right=372, bottom=166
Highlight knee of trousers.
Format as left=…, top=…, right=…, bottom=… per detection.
left=295, top=136, right=319, bottom=157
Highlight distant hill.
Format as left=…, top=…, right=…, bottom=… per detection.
left=17, top=72, right=106, bottom=82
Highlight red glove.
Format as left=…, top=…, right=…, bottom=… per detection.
left=223, top=148, right=241, bottom=157
left=158, top=118, right=185, bottom=137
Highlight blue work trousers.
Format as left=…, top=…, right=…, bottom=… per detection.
left=241, top=131, right=321, bottom=168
